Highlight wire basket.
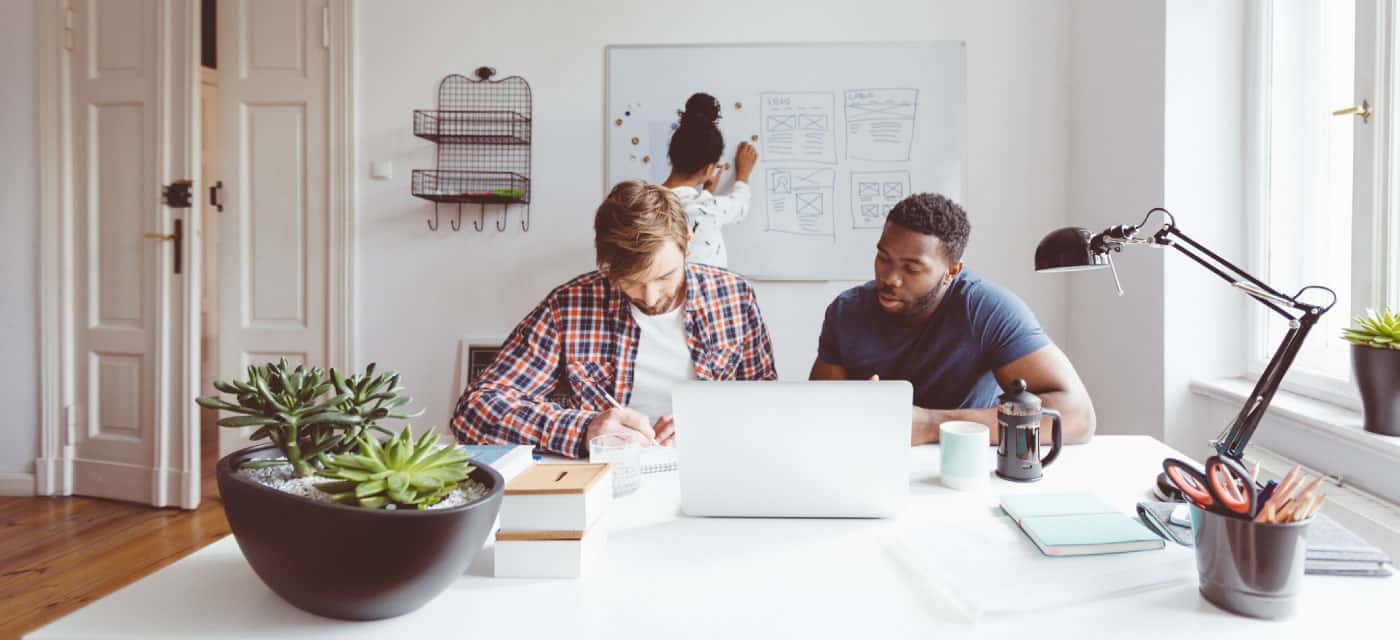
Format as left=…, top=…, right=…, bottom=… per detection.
left=411, top=170, right=530, bottom=204
left=413, top=110, right=531, bottom=145
left=412, top=68, right=533, bottom=230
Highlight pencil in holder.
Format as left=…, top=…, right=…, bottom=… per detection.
left=1190, top=505, right=1309, bottom=620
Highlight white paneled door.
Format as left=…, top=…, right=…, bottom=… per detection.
left=216, top=0, right=332, bottom=455
left=51, top=0, right=342, bottom=505
left=68, top=0, right=200, bottom=507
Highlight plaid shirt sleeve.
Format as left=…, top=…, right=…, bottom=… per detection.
left=450, top=299, right=595, bottom=458
left=738, top=283, right=779, bottom=381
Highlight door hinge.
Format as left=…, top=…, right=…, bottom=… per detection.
left=209, top=180, right=224, bottom=212
left=63, top=4, right=76, bottom=52
left=321, top=6, right=330, bottom=49
left=162, top=180, right=193, bottom=208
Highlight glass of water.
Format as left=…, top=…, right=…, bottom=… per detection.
left=589, top=433, right=642, bottom=497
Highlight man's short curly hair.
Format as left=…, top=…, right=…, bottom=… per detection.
left=885, top=193, right=971, bottom=262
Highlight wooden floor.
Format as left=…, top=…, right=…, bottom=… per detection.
left=0, top=410, right=229, bottom=640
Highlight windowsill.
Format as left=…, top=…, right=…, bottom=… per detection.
left=1192, top=377, right=1400, bottom=558
left=1190, top=377, right=1400, bottom=465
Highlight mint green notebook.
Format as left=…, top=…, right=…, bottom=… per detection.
left=1000, top=493, right=1165, bottom=557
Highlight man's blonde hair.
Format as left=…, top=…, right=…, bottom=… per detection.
left=594, top=180, right=689, bottom=281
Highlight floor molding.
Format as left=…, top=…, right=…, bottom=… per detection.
left=0, top=472, right=37, bottom=496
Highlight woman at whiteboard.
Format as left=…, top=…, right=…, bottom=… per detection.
left=662, top=93, right=758, bottom=269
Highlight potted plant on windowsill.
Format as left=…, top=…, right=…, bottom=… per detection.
left=197, top=359, right=504, bottom=621
left=1342, top=308, right=1400, bottom=437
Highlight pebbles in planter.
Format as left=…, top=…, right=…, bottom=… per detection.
left=237, top=464, right=488, bottom=509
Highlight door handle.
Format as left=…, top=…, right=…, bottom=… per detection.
left=1332, top=99, right=1372, bottom=124
left=142, top=220, right=183, bottom=274
left=209, top=181, right=224, bottom=212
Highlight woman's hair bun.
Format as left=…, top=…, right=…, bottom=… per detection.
left=678, top=92, right=721, bottom=127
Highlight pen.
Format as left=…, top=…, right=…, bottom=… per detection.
left=579, top=376, right=622, bottom=409
left=578, top=377, right=662, bottom=446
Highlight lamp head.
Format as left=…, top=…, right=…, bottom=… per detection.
left=1034, top=226, right=1111, bottom=273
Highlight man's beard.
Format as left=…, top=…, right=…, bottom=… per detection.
left=878, top=282, right=943, bottom=321
left=631, top=283, right=685, bottom=315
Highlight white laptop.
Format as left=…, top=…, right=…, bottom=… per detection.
left=671, top=381, right=912, bottom=518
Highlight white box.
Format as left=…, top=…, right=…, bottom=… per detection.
left=494, top=526, right=608, bottom=578
left=499, top=463, right=611, bottom=532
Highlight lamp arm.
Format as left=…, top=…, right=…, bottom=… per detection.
left=1156, top=226, right=1305, bottom=320
left=1092, top=214, right=1336, bottom=462
left=1212, top=316, right=1320, bottom=460
left=1152, top=224, right=1334, bottom=461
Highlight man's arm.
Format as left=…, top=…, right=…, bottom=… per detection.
left=908, top=344, right=1096, bottom=445
left=450, top=301, right=597, bottom=458
left=810, top=358, right=982, bottom=445
left=736, top=285, right=778, bottom=381
left=993, top=343, right=1095, bottom=444
left=810, top=343, right=1097, bottom=446
left=808, top=358, right=847, bottom=381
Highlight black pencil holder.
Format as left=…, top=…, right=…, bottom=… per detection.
left=1190, top=505, right=1310, bottom=620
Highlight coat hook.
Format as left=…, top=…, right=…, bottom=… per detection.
left=473, top=204, right=486, bottom=231
left=496, top=205, right=509, bottom=232
left=520, top=204, right=530, bottom=232
left=449, top=204, right=463, bottom=231
left=428, top=204, right=440, bottom=231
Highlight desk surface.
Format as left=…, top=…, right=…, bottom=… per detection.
left=28, top=436, right=1395, bottom=639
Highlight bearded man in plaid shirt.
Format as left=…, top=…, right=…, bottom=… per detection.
left=452, top=180, right=778, bottom=458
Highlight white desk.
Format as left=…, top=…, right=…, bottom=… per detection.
left=28, top=436, right=1395, bottom=639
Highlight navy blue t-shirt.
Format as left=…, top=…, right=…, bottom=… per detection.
left=817, top=270, right=1051, bottom=409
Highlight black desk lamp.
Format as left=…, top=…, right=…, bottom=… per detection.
left=1034, top=208, right=1336, bottom=462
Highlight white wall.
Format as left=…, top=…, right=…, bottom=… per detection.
left=1067, top=0, right=1168, bottom=438
left=355, top=0, right=1073, bottom=427
left=0, top=0, right=39, bottom=479
left=1163, top=0, right=1247, bottom=454
left=1068, top=0, right=1250, bottom=448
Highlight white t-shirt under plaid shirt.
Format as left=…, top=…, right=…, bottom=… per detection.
left=670, top=181, right=751, bottom=269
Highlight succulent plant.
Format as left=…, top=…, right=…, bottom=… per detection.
left=196, top=359, right=361, bottom=476
left=1342, top=308, right=1400, bottom=351
left=328, top=363, right=425, bottom=444
left=315, top=427, right=473, bottom=510
left=195, top=360, right=423, bottom=477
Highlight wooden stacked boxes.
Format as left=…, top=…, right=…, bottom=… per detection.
left=494, top=464, right=611, bottom=578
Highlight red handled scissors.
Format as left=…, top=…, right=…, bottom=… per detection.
left=1162, top=456, right=1258, bottom=519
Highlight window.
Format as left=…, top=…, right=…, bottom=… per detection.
left=1249, top=0, right=1399, bottom=408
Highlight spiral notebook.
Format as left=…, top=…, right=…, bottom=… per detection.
left=641, top=446, right=677, bottom=474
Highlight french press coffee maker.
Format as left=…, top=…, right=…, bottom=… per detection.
left=995, top=378, right=1063, bottom=482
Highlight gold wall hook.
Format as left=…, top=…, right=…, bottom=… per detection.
left=143, top=232, right=175, bottom=241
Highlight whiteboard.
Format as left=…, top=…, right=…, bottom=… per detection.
left=605, top=42, right=965, bottom=280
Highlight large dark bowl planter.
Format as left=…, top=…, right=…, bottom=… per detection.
left=1353, top=343, right=1400, bottom=437
left=216, top=444, right=504, bottom=620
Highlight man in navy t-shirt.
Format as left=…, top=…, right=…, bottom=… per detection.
left=811, top=193, right=1096, bottom=445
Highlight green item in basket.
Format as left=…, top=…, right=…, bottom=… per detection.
left=492, top=187, right=524, bottom=199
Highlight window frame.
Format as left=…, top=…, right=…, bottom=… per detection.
left=1245, top=0, right=1397, bottom=413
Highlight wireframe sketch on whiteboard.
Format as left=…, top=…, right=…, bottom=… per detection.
left=605, top=42, right=965, bottom=280
left=761, top=93, right=837, bottom=163
left=767, top=168, right=836, bottom=237
left=845, top=89, right=918, bottom=161
left=851, top=170, right=910, bottom=228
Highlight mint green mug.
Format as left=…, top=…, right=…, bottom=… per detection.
left=940, top=421, right=991, bottom=490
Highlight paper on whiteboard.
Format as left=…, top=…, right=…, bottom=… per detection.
left=605, top=42, right=965, bottom=280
